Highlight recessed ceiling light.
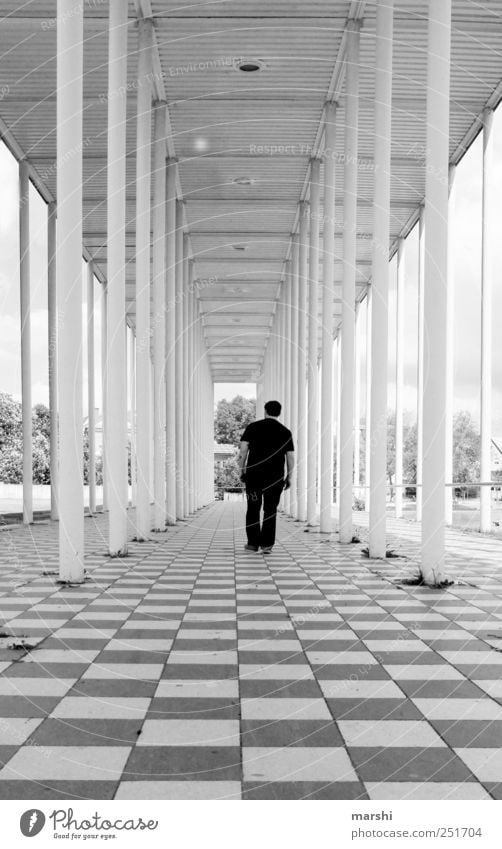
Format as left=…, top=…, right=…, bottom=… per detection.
left=231, top=243, right=249, bottom=252
left=232, top=176, right=255, bottom=186
left=234, top=58, right=264, bottom=73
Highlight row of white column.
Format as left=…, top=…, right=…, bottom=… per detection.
left=258, top=0, right=495, bottom=582
left=16, top=1, right=215, bottom=581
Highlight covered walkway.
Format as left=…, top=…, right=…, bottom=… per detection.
left=0, top=501, right=502, bottom=800
left=1, top=0, right=502, bottom=586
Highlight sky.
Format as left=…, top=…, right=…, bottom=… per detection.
left=1, top=103, right=502, bottom=432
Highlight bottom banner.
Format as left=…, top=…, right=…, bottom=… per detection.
left=3, top=799, right=502, bottom=849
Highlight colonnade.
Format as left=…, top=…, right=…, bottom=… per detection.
left=9, top=0, right=499, bottom=587
left=260, top=0, right=496, bottom=584
left=17, top=0, right=214, bottom=581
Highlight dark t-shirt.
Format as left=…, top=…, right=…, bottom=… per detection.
left=241, top=418, right=294, bottom=485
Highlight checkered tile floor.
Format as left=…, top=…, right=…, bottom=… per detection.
left=0, top=501, right=502, bottom=800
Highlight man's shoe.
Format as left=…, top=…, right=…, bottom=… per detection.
left=261, top=546, right=273, bottom=553
left=244, top=544, right=259, bottom=552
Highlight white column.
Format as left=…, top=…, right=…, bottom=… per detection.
left=290, top=236, right=299, bottom=519
left=354, top=302, right=361, bottom=498
left=185, top=260, right=194, bottom=514
left=365, top=287, right=372, bottom=511
left=101, top=282, right=108, bottom=512
left=256, top=378, right=263, bottom=419
left=152, top=102, right=167, bottom=531
left=307, top=161, right=320, bottom=525
left=165, top=159, right=177, bottom=524
left=421, top=0, right=451, bottom=584
left=19, top=159, right=32, bottom=525
left=283, top=260, right=292, bottom=513
left=395, top=238, right=405, bottom=519
left=319, top=101, right=337, bottom=533
left=480, top=108, right=494, bottom=534
left=297, top=202, right=309, bottom=521
left=57, top=0, right=84, bottom=581
left=87, top=262, right=96, bottom=515
left=106, top=0, right=129, bottom=552
left=47, top=201, right=59, bottom=521
left=445, top=166, right=456, bottom=525
left=369, top=0, right=394, bottom=559
left=129, top=327, right=137, bottom=508
left=175, top=200, right=185, bottom=520
left=189, top=288, right=197, bottom=513
left=194, top=302, right=201, bottom=509
left=182, top=241, right=190, bottom=517
left=134, top=17, right=153, bottom=541
left=339, top=22, right=360, bottom=543
left=335, top=333, right=341, bottom=516
left=416, top=208, right=425, bottom=522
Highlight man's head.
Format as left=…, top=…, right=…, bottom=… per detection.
left=264, top=400, right=281, bottom=418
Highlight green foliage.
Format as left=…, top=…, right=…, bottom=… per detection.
left=353, top=409, right=482, bottom=497
left=0, top=392, right=106, bottom=486
left=214, top=395, right=256, bottom=445
left=452, top=410, right=481, bottom=483
left=214, top=455, right=241, bottom=495
left=0, top=392, right=23, bottom=482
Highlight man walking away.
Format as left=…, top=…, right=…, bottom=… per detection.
left=238, top=400, right=295, bottom=553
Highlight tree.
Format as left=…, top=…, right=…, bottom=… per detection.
left=32, top=404, right=51, bottom=484
left=452, top=410, right=480, bottom=490
left=214, top=395, right=256, bottom=445
left=0, top=392, right=23, bottom=482
left=214, top=455, right=241, bottom=496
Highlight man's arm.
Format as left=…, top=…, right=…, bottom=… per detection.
left=238, top=441, right=249, bottom=480
left=284, top=451, right=295, bottom=488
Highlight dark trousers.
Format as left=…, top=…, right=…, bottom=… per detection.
left=245, top=479, right=284, bottom=549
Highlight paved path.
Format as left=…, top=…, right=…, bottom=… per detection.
left=0, top=502, right=501, bottom=800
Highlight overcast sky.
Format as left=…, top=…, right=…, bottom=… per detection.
left=1, top=104, right=501, bottom=432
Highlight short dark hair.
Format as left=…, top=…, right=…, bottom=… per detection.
left=264, top=400, right=281, bottom=417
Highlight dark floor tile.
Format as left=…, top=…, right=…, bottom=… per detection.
left=237, top=613, right=290, bottom=622
left=95, top=651, right=169, bottom=664
left=311, top=664, right=390, bottom=681
left=40, top=639, right=110, bottom=650
left=240, top=680, right=323, bottom=699
left=114, top=630, right=178, bottom=640
left=326, top=698, right=422, bottom=721
left=28, top=718, right=143, bottom=746
left=299, top=640, right=363, bottom=652
left=372, top=652, right=444, bottom=665
left=1, top=664, right=90, bottom=678
left=238, top=651, right=307, bottom=665
left=124, top=746, right=241, bottom=781
left=172, top=640, right=237, bottom=651
left=430, top=720, right=502, bottom=748
left=0, top=696, right=60, bottom=717
left=423, top=640, right=490, bottom=651
left=348, top=746, right=474, bottom=782
left=146, top=697, right=239, bottom=720
left=68, top=679, right=158, bottom=698
left=0, top=780, right=117, bottom=799
left=241, top=719, right=344, bottom=747
left=242, top=781, right=368, bottom=800
left=161, top=664, right=238, bottom=680
left=482, top=782, right=502, bottom=799
left=0, top=746, right=19, bottom=766
left=456, top=665, right=502, bottom=679
left=396, top=680, right=486, bottom=699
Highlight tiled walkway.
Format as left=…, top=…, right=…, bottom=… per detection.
left=0, top=501, right=502, bottom=800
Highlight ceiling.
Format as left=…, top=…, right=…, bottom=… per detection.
left=1, top=0, right=501, bottom=382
